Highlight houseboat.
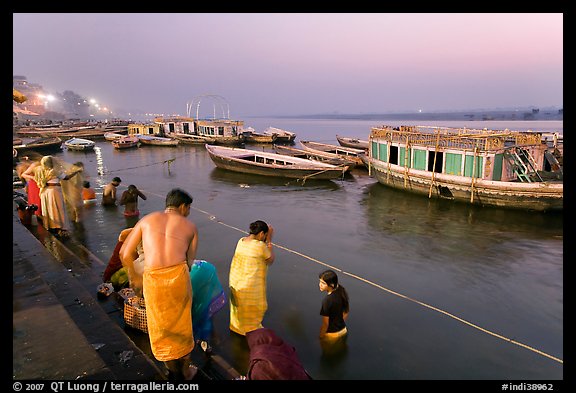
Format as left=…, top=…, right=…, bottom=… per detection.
left=364, top=125, right=563, bottom=211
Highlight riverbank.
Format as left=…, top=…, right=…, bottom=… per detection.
left=12, top=201, right=240, bottom=381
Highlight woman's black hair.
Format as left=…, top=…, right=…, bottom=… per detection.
left=249, top=220, right=269, bottom=235
left=319, top=269, right=350, bottom=313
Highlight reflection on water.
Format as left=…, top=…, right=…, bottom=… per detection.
left=361, top=182, right=563, bottom=241
left=209, top=167, right=345, bottom=190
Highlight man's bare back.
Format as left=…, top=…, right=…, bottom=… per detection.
left=121, top=207, right=198, bottom=272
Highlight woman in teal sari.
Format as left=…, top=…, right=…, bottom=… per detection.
left=190, top=260, right=226, bottom=345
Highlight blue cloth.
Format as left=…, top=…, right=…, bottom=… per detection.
left=190, top=260, right=226, bottom=341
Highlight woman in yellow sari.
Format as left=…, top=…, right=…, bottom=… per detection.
left=23, top=155, right=81, bottom=237
left=229, top=220, right=275, bottom=336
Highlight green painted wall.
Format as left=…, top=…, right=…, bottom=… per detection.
left=464, top=155, right=483, bottom=178
left=378, top=142, right=388, bottom=162
left=445, top=152, right=463, bottom=175
left=493, top=154, right=503, bottom=181
left=412, top=149, right=427, bottom=170
left=399, top=147, right=411, bottom=167
left=371, top=141, right=379, bottom=160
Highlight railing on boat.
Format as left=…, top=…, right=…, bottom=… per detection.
left=370, top=125, right=543, bottom=152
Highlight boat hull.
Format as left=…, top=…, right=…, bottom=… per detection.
left=173, top=134, right=216, bottom=145
left=367, top=157, right=563, bottom=211
left=300, top=140, right=366, bottom=167
left=206, top=145, right=348, bottom=180
left=336, top=135, right=369, bottom=150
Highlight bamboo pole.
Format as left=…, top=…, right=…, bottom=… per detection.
left=470, top=147, right=478, bottom=203
left=368, top=134, right=372, bottom=176
left=404, top=135, right=410, bottom=188
left=428, top=129, right=441, bottom=198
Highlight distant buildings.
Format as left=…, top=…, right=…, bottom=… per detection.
left=13, top=75, right=92, bottom=124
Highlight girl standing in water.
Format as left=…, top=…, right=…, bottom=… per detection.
left=318, top=269, right=349, bottom=340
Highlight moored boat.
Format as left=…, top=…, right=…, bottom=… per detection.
left=300, top=140, right=366, bottom=167
left=13, top=136, right=63, bottom=155
left=264, top=127, right=296, bottom=144
left=274, top=144, right=356, bottom=171
left=112, top=135, right=139, bottom=149
left=336, top=135, right=369, bottom=150
left=243, top=128, right=277, bottom=144
left=173, top=133, right=217, bottom=145
left=205, top=144, right=349, bottom=180
left=104, top=132, right=127, bottom=141
left=365, top=125, right=563, bottom=211
left=135, top=134, right=179, bottom=147
left=64, top=137, right=96, bottom=151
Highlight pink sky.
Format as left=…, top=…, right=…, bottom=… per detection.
left=13, top=13, right=563, bottom=116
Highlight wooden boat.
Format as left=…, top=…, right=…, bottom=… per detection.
left=364, top=125, right=563, bottom=211
left=57, top=129, right=109, bottom=140
left=13, top=136, right=62, bottom=154
left=205, top=144, right=349, bottom=180
left=336, top=135, right=369, bottom=150
left=112, top=135, right=139, bottom=149
left=300, top=140, right=366, bottom=167
left=135, top=134, right=179, bottom=147
left=64, top=137, right=96, bottom=151
left=264, top=127, right=296, bottom=144
left=104, top=132, right=126, bottom=141
left=243, top=128, right=277, bottom=144
left=274, top=144, right=356, bottom=171
left=173, top=133, right=217, bottom=145
left=16, top=125, right=95, bottom=138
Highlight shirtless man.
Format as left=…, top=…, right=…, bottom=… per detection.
left=102, top=177, right=121, bottom=206
left=120, top=188, right=198, bottom=380
left=119, top=184, right=147, bottom=217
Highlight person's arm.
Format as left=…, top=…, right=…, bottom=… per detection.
left=185, top=224, right=199, bottom=271
left=137, top=189, right=147, bottom=200
left=264, top=225, right=275, bottom=265
left=120, top=224, right=144, bottom=294
left=62, top=168, right=82, bottom=180
left=119, top=191, right=128, bottom=205
left=343, top=311, right=349, bottom=321
left=120, top=223, right=142, bottom=271
left=21, top=164, right=36, bottom=181
left=319, top=316, right=329, bottom=338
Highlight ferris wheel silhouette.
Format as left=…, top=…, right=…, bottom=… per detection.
left=186, top=94, right=230, bottom=120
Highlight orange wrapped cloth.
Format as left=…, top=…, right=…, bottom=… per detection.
left=143, top=263, right=194, bottom=361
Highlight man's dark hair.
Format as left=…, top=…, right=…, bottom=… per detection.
left=112, top=177, right=122, bottom=183
left=166, top=188, right=193, bottom=208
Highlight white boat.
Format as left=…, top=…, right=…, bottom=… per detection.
left=205, top=144, right=349, bottom=180
left=64, top=137, right=96, bottom=151
left=104, top=131, right=127, bottom=141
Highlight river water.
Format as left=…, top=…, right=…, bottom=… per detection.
left=51, top=118, right=562, bottom=381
